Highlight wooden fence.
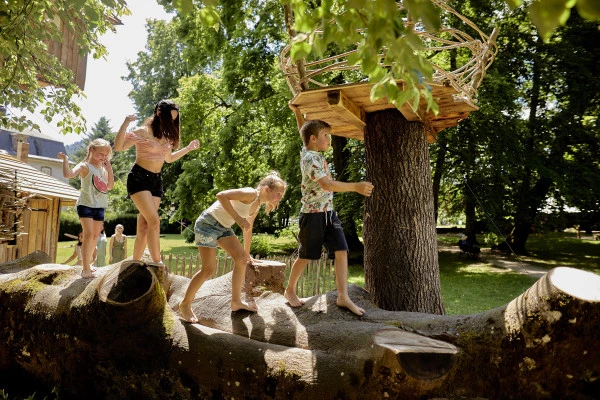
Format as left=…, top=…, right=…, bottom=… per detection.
left=161, top=250, right=335, bottom=298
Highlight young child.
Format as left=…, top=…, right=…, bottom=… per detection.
left=63, top=232, right=84, bottom=266
left=284, top=116, right=373, bottom=316
left=179, top=171, right=287, bottom=323
left=109, top=224, right=128, bottom=263
left=113, top=100, right=199, bottom=264
left=58, top=138, right=114, bottom=278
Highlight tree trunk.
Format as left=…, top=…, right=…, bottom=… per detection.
left=431, top=134, right=447, bottom=224
left=363, top=109, right=444, bottom=314
left=1, top=252, right=599, bottom=399
left=331, top=134, right=363, bottom=251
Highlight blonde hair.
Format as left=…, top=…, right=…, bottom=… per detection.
left=257, top=171, right=287, bottom=214
left=84, top=138, right=113, bottom=162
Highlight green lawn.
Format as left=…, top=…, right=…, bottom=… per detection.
left=57, top=232, right=600, bottom=316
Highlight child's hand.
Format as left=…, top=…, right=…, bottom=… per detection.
left=57, top=152, right=68, bottom=160
left=124, top=114, right=138, bottom=124
left=236, top=216, right=251, bottom=231
left=187, top=139, right=200, bottom=151
left=357, top=181, right=374, bottom=197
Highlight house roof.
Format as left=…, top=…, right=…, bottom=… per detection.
left=0, top=128, right=68, bottom=159
left=0, top=154, right=80, bottom=204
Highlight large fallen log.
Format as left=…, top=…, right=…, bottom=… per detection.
left=0, top=251, right=598, bottom=399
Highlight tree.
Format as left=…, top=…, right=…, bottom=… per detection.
left=0, top=0, right=129, bottom=135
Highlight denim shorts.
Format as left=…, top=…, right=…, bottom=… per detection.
left=127, top=164, right=163, bottom=198
left=298, top=211, right=348, bottom=260
left=76, top=205, right=105, bottom=221
left=194, top=212, right=236, bottom=248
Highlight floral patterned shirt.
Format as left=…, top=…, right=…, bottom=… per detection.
left=300, top=148, right=333, bottom=213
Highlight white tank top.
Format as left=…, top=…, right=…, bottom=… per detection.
left=207, top=188, right=259, bottom=228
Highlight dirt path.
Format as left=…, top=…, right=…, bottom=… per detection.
left=438, top=244, right=548, bottom=279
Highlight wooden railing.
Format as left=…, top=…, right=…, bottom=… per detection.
left=161, top=250, right=335, bottom=298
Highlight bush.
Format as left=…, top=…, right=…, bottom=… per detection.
left=250, top=234, right=272, bottom=258
left=59, top=211, right=139, bottom=240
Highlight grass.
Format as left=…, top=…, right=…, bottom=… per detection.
left=56, top=231, right=600, bottom=316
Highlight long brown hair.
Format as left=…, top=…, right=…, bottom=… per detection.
left=144, top=99, right=181, bottom=148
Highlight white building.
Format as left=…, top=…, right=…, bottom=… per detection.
left=0, top=127, right=71, bottom=183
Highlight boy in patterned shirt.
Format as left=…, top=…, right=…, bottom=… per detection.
left=284, top=116, right=374, bottom=316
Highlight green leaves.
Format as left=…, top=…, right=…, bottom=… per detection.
left=528, top=0, right=574, bottom=40
left=0, top=0, right=128, bottom=135
left=526, top=0, right=600, bottom=40
left=576, top=0, right=600, bottom=20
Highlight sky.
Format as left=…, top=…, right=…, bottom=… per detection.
left=34, top=0, right=172, bottom=145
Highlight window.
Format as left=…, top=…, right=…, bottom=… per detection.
left=41, top=166, right=52, bottom=175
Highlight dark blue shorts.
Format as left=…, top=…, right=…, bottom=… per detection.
left=127, top=163, right=163, bottom=198
left=297, top=211, right=348, bottom=260
left=76, top=205, right=105, bottom=221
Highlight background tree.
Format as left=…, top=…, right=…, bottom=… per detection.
left=0, top=0, right=129, bottom=134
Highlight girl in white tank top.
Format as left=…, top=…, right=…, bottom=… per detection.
left=179, top=172, right=287, bottom=322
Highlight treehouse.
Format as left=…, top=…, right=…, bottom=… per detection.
left=0, top=154, right=79, bottom=263
left=41, top=13, right=122, bottom=90
left=280, top=2, right=498, bottom=143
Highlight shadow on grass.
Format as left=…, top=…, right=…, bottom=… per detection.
left=523, top=236, right=600, bottom=273
left=439, top=251, right=535, bottom=315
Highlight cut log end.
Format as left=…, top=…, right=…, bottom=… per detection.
left=549, top=267, right=600, bottom=302
left=374, top=329, right=458, bottom=381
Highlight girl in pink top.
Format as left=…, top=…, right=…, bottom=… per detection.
left=114, top=99, right=199, bottom=264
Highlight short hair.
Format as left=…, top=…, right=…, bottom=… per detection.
left=300, top=120, right=331, bottom=146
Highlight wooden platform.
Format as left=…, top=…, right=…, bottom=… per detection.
left=289, top=81, right=478, bottom=143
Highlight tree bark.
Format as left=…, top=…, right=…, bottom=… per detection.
left=431, top=134, right=447, bottom=224
left=363, top=109, right=444, bottom=314
left=1, top=252, right=599, bottom=399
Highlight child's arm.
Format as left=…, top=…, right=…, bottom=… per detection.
left=109, top=236, right=114, bottom=263
left=123, top=235, right=127, bottom=257
left=114, top=115, right=138, bottom=151
left=317, top=176, right=374, bottom=197
left=103, top=160, right=115, bottom=191
left=215, top=187, right=257, bottom=231
left=63, top=248, right=77, bottom=265
left=164, top=139, right=200, bottom=163
left=57, top=152, right=87, bottom=179
left=242, top=213, right=258, bottom=260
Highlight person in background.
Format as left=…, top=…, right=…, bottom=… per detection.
left=93, top=227, right=108, bottom=267
left=113, top=99, right=199, bottom=264
left=109, top=224, right=128, bottom=263
left=63, top=232, right=84, bottom=266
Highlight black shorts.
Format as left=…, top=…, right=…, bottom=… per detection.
left=297, top=211, right=348, bottom=260
left=127, top=164, right=163, bottom=198
left=76, top=205, right=105, bottom=221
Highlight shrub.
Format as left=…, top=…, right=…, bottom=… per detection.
left=250, top=234, right=272, bottom=258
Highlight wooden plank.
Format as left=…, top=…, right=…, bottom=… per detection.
left=327, top=91, right=366, bottom=128
left=290, top=80, right=477, bottom=141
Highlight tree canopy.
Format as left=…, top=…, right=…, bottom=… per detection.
left=0, top=0, right=130, bottom=134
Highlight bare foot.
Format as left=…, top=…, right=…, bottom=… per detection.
left=81, top=269, right=95, bottom=279
left=231, top=300, right=258, bottom=312
left=179, top=301, right=198, bottom=323
left=284, top=288, right=305, bottom=308
left=337, top=295, right=365, bottom=316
